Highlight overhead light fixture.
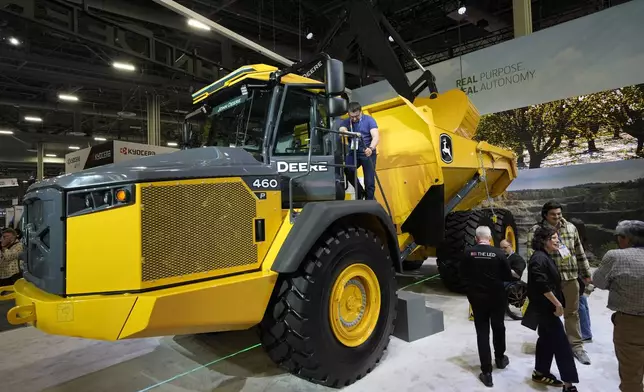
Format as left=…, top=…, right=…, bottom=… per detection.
left=24, top=116, right=43, bottom=123
left=45, top=154, right=57, bottom=158
left=0, top=130, right=14, bottom=135
left=113, top=62, right=136, bottom=71
left=58, top=93, right=79, bottom=102
left=8, top=37, right=20, bottom=46
left=306, top=32, right=313, bottom=40
left=94, top=137, right=107, bottom=141
left=188, top=19, right=211, bottom=31
left=388, top=36, right=394, bottom=42
left=458, top=5, right=467, bottom=15
left=68, top=146, right=80, bottom=150
left=173, top=109, right=189, bottom=114
left=167, top=142, right=178, bottom=147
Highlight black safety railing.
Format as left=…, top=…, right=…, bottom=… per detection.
left=271, top=82, right=393, bottom=224
left=288, top=118, right=393, bottom=224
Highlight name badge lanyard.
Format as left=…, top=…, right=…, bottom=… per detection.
left=349, top=118, right=362, bottom=150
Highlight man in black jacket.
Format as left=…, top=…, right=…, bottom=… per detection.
left=461, top=226, right=515, bottom=387
left=500, top=239, right=526, bottom=281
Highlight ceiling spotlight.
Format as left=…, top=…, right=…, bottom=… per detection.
left=8, top=37, right=20, bottom=46
left=112, top=62, right=136, bottom=71
left=458, top=5, right=467, bottom=15
left=94, top=137, right=107, bottom=141
left=45, top=154, right=57, bottom=158
left=388, top=36, right=394, bottom=42
left=167, top=142, right=178, bottom=147
left=68, top=146, right=80, bottom=150
left=306, top=32, right=313, bottom=40
left=0, top=130, right=14, bottom=135
left=58, top=94, right=79, bottom=102
left=24, top=116, right=43, bottom=123
left=188, top=18, right=211, bottom=31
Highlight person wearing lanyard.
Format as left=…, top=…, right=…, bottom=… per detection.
left=592, top=220, right=644, bottom=392
left=526, top=201, right=592, bottom=365
left=338, top=102, right=380, bottom=200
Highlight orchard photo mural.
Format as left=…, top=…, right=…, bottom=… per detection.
left=475, top=83, right=644, bottom=169
left=475, top=83, right=644, bottom=263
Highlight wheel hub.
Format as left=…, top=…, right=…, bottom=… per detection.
left=339, top=279, right=367, bottom=328
left=329, top=263, right=382, bottom=347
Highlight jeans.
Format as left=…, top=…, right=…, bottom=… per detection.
left=536, top=314, right=580, bottom=383
left=345, top=151, right=377, bottom=200
left=469, top=294, right=507, bottom=373
left=579, top=295, right=592, bottom=340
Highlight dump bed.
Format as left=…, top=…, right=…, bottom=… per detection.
left=360, top=89, right=518, bottom=226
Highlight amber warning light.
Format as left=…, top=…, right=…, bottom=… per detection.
left=115, top=189, right=129, bottom=202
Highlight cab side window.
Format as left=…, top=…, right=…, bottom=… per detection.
left=273, top=91, right=325, bottom=156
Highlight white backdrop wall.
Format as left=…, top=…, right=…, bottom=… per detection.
left=350, top=0, right=644, bottom=115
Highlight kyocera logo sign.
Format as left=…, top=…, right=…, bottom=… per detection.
left=66, top=156, right=81, bottom=164
left=120, top=147, right=156, bottom=156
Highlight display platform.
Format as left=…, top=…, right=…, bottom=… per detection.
left=0, top=260, right=621, bottom=392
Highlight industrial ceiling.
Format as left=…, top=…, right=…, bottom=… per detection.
left=0, top=0, right=630, bottom=205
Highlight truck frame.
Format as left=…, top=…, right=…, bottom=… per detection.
left=1, top=2, right=520, bottom=387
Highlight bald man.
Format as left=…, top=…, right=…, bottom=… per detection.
left=500, top=239, right=526, bottom=281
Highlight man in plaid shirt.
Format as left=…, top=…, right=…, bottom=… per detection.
left=527, top=201, right=592, bottom=365
left=592, top=220, right=644, bottom=392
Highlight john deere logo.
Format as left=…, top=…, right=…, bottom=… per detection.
left=440, top=134, right=453, bottom=164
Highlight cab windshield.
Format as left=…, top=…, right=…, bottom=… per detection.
left=197, top=83, right=331, bottom=160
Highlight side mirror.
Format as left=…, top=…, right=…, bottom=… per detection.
left=327, top=96, right=347, bottom=117
left=324, top=58, right=345, bottom=96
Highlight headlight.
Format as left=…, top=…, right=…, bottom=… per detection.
left=67, top=184, right=135, bottom=217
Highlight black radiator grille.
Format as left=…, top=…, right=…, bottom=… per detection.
left=23, top=188, right=66, bottom=295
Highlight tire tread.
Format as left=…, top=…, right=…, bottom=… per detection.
left=259, top=226, right=397, bottom=388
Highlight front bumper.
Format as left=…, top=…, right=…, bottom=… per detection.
left=4, top=279, right=137, bottom=340
left=3, top=271, right=277, bottom=341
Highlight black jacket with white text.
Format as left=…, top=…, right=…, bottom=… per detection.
left=460, top=244, right=514, bottom=296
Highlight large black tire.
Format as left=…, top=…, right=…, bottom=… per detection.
left=437, top=209, right=496, bottom=293
left=491, top=208, right=520, bottom=254
left=259, top=226, right=397, bottom=388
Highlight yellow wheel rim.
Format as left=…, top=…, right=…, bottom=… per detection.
left=505, top=225, right=517, bottom=251
left=329, top=263, right=381, bottom=347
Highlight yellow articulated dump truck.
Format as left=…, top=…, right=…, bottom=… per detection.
left=1, top=54, right=517, bottom=387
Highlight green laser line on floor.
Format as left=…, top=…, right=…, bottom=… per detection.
left=136, top=343, right=261, bottom=392
left=398, top=273, right=440, bottom=291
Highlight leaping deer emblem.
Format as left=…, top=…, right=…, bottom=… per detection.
left=442, top=139, right=452, bottom=160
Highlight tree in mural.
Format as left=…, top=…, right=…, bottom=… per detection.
left=605, top=84, right=644, bottom=156
left=476, top=84, right=644, bottom=167
left=566, top=92, right=611, bottom=152
left=477, top=97, right=590, bottom=168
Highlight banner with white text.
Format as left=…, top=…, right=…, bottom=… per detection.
left=350, top=0, right=644, bottom=115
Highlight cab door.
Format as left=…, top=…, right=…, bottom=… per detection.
left=268, top=89, right=343, bottom=208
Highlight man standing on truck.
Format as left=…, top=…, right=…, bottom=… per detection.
left=526, top=201, right=592, bottom=366
left=461, top=226, right=514, bottom=387
left=338, top=102, right=380, bottom=200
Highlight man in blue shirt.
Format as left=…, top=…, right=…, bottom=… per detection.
left=338, top=102, right=380, bottom=200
